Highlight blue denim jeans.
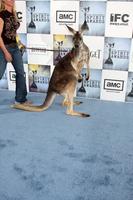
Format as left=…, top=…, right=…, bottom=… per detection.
left=0, top=44, right=27, bottom=103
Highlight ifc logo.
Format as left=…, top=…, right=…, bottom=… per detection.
left=110, top=13, right=129, bottom=23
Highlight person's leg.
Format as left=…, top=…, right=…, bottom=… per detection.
left=0, top=50, right=7, bottom=80
left=10, top=46, right=27, bottom=103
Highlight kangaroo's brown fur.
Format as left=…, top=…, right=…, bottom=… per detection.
left=12, top=22, right=90, bottom=117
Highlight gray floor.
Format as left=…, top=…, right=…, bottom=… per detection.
left=0, top=90, right=133, bottom=200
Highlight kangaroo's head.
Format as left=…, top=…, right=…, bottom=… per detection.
left=66, top=21, right=89, bottom=49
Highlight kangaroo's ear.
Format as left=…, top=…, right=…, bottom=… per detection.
left=80, top=21, right=89, bottom=34
left=66, top=24, right=76, bottom=34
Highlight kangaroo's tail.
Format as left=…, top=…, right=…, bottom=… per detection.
left=11, top=90, right=56, bottom=112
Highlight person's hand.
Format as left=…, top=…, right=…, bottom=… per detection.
left=4, top=51, right=12, bottom=62
left=19, top=42, right=26, bottom=56
left=18, top=41, right=26, bottom=50
left=21, top=43, right=26, bottom=49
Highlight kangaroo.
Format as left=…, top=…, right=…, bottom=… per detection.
left=12, top=22, right=90, bottom=117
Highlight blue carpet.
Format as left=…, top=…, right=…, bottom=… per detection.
left=0, top=90, right=133, bottom=200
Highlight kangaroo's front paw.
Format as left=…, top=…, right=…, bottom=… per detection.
left=86, top=75, right=90, bottom=81
left=78, top=77, right=83, bottom=82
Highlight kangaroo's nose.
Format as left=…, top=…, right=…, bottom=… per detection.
left=75, top=44, right=79, bottom=48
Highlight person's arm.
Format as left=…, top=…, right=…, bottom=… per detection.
left=0, top=18, right=12, bottom=62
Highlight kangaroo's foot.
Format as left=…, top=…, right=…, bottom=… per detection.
left=62, top=100, right=82, bottom=106
left=74, top=101, right=83, bottom=105
left=66, top=110, right=90, bottom=118
left=11, top=103, right=46, bottom=112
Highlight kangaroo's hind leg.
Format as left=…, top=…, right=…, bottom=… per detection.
left=62, top=94, right=82, bottom=106
left=65, top=81, right=90, bottom=117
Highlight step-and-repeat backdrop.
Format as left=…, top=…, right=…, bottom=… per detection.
left=0, top=0, right=133, bottom=103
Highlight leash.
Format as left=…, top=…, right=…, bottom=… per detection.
left=26, top=47, right=75, bottom=58
left=24, top=47, right=68, bottom=52
left=19, top=46, right=68, bottom=56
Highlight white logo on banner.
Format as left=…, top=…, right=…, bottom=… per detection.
left=79, top=1, right=106, bottom=36
left=16, top=1, right=27, bottom=33
left=51, top=1, right=79, bottom=34
left=7, top=63, right=29, bottom=92
left=104, top=79, right=124, bottom=91
left=56, top=11, right=76, bottom=23
left=100, top=70, right=128, bottom=102
left=103, top=37, right=131, bottom=71
left=26, top=1, right=50, bottom=34
left=105, top=2, right=133, bottom=38
left=110, top=13, right=129, bottom=26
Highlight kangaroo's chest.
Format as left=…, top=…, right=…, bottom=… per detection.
left=71, top=47, right=90, bottom=71
left=77, top=51, right=89, bottom=66
left=71, top=54, right=87, bottom=71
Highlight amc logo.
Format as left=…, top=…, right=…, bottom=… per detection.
left=9, top=71, right=16, bottom=81
left=56, top=11, right=76, bottom=23
left=17, top=11, right=23, bottom=22
left=9, top=71, right=26, bottom=81
left=104, top=79, right=124, bottom=91
left=110, top=13, right=129, bottom=23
